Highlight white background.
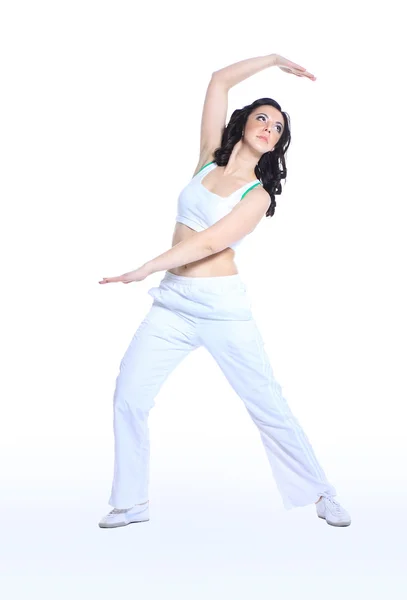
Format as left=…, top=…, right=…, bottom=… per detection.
left=1, top=0, right=406, bottom=597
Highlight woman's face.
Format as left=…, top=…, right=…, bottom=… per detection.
left=243, top=105, right=285, bottom=153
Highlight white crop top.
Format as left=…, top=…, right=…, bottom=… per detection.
left=175, top=161, right=262, bottom=251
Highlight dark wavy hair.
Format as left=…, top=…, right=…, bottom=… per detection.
left=213, top=97, right=291, bottom=218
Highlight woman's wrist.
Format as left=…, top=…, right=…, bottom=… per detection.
left=141, top=261, right=154, bottom=277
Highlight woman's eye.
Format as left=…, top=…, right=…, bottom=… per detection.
left=257, top=116, right=282, bottom=133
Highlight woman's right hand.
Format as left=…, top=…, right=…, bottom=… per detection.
left=274, top=54, right=316, bottom=81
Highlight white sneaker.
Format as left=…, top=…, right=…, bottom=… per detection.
left=98, top=502, right=150, bottom=529
left=316, top=495, right=351, bottom=527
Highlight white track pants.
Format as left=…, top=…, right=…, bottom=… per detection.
left=108, top=271, right=337, bottom=510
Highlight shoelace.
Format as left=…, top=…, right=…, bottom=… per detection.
left=324, top=496, right=343, bottom=514
left=109, top=503, right=148, bottom=515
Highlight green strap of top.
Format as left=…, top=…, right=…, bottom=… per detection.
left=197, top=161, right=215, bottom=173
left=241, top=181, right=261, bottom=199
left=197, top=161, right=261, bottom=199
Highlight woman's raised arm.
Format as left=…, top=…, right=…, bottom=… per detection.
left=213, top=53, right=315, bottom=89
left=194, top=53, right=315, bottom=177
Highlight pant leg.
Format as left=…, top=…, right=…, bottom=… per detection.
left=108, top=302, right=200, bottom=508
left=200, top=317, right=337, bottom=510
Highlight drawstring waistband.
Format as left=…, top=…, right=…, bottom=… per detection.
left=162, top=270, right=245, bottom=293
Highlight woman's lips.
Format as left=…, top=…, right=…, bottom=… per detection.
left=257, top=136, right=268, bottom=142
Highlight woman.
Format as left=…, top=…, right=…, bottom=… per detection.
left=98, top=53, right=351, bottom=529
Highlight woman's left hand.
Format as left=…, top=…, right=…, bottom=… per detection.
left=99, top=264, right=151, bottom=285
left=274, top=54, right=316, bottom=81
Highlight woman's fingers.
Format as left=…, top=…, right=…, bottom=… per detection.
left=287, top=61, right=307, bottom=71
left=99, top=267, right=148, bottom=285
left=99, top=270, right=141, bottom=284
left=299, top=70, right=316, bottom=80
left=279, top=66, right=316, bottom=80
left=275, top=55, right=307, bottom=71
left=99, top=276, right=122, bottom=284
left=275, top=55, right=316, bottom=80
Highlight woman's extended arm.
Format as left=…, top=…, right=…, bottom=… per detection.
left=142, top=232, right=213, bottom=275
left=99, top=184, right=270, bottom=286
left=212, top=53, right=315, bottom=89
left=99, top=230, right=214, bottom=285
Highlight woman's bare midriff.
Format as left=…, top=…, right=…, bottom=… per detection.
left=167, top=222, right=238, bottom=278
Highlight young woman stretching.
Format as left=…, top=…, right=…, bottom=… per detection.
left=98, top=52, right=351, bottom=529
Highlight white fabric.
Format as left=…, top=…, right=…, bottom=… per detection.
left=108, top=271, right=337, bottom=510
left=175, top=162, right=261, bottom=251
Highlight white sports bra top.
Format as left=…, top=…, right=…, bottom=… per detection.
left=175, top=161, right=262, bottom=251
